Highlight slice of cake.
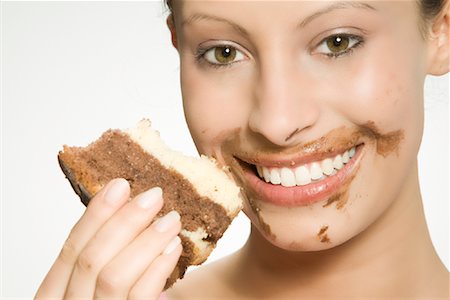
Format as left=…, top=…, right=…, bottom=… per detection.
left=58, top=119, right=243, bottom=289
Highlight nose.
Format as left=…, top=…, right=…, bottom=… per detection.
left=249, top=53, right=320, bottom=146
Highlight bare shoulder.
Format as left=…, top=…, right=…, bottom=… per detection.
left=166, top=255, right=237, bottom=300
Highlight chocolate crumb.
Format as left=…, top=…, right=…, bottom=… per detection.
left=318, top=225, right=331, bottom=243
left=320, top=235, right=330, bottom=243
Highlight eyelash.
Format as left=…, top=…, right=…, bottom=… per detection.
left=194, top=33, right=365, bottom=68
left=194, top=46, right=238, bottom=69
left=317, top=34, right=365, bottom=59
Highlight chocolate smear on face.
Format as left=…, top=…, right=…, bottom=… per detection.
left=285, top=128, right=300, bottom=142
left=323, top=191, right=345, bottom=209
left=230, top=122, right=404, bottom=170
left=321, top=235, right=330, bottom=243
left=318, top=226, right=330, bottom=243
left=217, top=133, right=276, bottom=240
left=322, top=168, right=357, bottom=210
left=248, top=195, right=275, bottom=239
left=236, top=159, right=275, bottom=239
left=357, top=121, right=404, bottom=157
left=320, top=122, right=402, bottom=209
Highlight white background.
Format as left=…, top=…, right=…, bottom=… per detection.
left=1, top=1, right=448, bottom=298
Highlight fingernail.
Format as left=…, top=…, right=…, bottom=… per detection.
left=104, top=179, right=129, bottom=204
left=154, top=211, right=180, bottom=232
left=163, top=236, right=181, bottom=255
left=137, top=187, right=162, bottom=209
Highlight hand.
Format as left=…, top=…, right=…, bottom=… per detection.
left=35, top=178, right=182, bottom=299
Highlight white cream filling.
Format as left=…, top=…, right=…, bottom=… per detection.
left=180, top=227, right=213, bottom=265
left=255, top=147, right=356, bottom=187
left=126, top=119, right=243, bottom=217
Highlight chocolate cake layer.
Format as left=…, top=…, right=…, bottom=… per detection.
left=58, top=130, right=232, bottom=287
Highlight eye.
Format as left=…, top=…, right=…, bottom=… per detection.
left=314, top=34, right=363, bottom=58
left=201, top=45, right=245, bottom=66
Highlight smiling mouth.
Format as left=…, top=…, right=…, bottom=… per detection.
left=254, top=146, right=357, bottom=187
left=234, top=143, right=364, bottom=207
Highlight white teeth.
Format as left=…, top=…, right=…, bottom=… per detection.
left=255, top=146, right=357, bottom=186
left=342, top=151, right=350, bottom=164
left=256, top=165, right=263, bottom=178
left=269, top=168, right=281, bottom=184
left=349, top=147, right=356, bottom=158
left=295, top=165, right=311, bottom=185
left=321, top=158, right=334, bottom=176
left=262, top=167, right=271, bottom=182
left=333, top=154, right=344, bottom=170
left=280, top=168, right=296, bottom=187
left=309, top=162, right=323, bottom=180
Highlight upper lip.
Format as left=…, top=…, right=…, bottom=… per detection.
left=234, top=143, right=362, bottom=169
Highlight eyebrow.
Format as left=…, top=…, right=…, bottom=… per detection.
left=297, top=2, right=377, bottom=28
left=182, top=13, right=250, bottom=38
left=182, top=1, right=377, bottom=35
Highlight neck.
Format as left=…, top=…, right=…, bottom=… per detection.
left=234, top=162, right=447, bottom=297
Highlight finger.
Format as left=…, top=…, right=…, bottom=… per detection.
left=64, top=186, right=164, bottom=299
left=35, top=178, right=130, bottom=299
left=94, top=211, right=181, bottom=299
left=129, top=237, right=183, bottom=300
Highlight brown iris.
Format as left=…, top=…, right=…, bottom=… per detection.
left=326, top=36, right=350, bottom=53
left=214, top=46, right=237, bottom=64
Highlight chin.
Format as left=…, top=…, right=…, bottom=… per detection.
left=243, top=196, right=366, bottom=252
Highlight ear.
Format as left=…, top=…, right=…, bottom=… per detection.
left=427, top=5, right=449, bottom=75
left=166, top=14, right=178, bottom=50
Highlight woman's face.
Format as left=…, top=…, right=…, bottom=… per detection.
left=171, top=0, right=430, bottom=250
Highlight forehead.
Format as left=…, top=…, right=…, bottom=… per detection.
left=175, top=0, right=418, bottom=8
left=174, top=1, right=419, bottom=19
left=173, top=0, right=420, bottom=34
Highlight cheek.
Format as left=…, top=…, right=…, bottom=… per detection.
left=332, top=37, right=426, bottom=203
left=320, top=35, right=426, bottom=143
left=180, top=61, right=251, bottom=154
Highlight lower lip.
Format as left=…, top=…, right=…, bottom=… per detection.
left=239, top=145, right=364, bottom=207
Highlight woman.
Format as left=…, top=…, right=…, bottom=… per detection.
left=36, top=0, right=449, bottom=298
